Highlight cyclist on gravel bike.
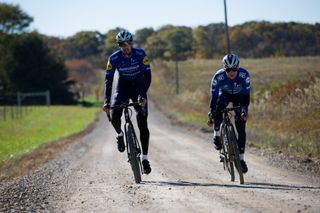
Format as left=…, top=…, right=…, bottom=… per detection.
left=207, top=54, right=250, bottom=173
left=102, top=30, right=152, bottom=174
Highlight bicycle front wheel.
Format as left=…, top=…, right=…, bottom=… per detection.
left=125, top=123, right=142, bottom=184
left=221, top=126, right=235, bottom=182
left=227, top=125, right=244, bottom=184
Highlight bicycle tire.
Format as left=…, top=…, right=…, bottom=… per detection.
left=221, top=125, right=235, bottom=181
left=227, top=125, right=244, bottom=184
left=125, top=123, right=142, bottom=184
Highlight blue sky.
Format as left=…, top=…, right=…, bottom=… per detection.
left=2, top=0, right=320, bottom=38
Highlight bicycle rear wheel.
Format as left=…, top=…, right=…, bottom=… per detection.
left=221, top=126, right=235, bottom=181
left=125, top=123, right=142, bottom=184
left=227, top=125, right=244, bottom=184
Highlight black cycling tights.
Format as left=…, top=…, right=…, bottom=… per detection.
left=214, top=114, right=246, bottom=154
left=111, top=108, right=150, bottom=155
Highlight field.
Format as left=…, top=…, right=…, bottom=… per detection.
left=149, top=56, right=320, bottom=162
left=0, top=105, right=98, bottom=166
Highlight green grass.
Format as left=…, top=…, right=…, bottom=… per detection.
left=150, top=56, right=320, bottom=160
left=0, top=105, right=98, bottom=164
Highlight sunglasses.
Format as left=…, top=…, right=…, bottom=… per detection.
left=225, top=68, right=238, bottom=73
left=118, top=41, right=132, bottom=47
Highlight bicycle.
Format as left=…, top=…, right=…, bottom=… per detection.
left=107, top=102, right=143, bottom=183
left=215, top=106, right=244, bottom=184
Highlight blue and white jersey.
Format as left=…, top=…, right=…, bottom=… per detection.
left=104, top=48, right=151, bottom=103
left=106, top=48, right=151, bottom=81
left=210, top=67, right=250, bottom=97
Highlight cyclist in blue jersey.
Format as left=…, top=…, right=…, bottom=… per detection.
left=207, top=54, right=250, bottom=173
left=102, top=30, right=152, bottom=174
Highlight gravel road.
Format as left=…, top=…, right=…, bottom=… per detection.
left=1, top=105, right=319, bottom=212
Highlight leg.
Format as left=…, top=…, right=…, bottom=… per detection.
left=234, top=114, right=246, bottom=154
left=111, top=108, right=123, bottom=134
left=129, top=93, right=152, bottom=174
left=212, top=97, right=226, bottom=150
left=134, top=101, right=151, bottom=174
left=111, top=92, right=127, bottom=152
left=230, top=97, right=245, bottom=153
left=110, top=91, right=127, bottom=134
left=232, top=97, right=248, bottom=173
left=135, top=104, right=149, bottom=155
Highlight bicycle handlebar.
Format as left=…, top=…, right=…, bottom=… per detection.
left=219, top=106, right=240, bottom=113
left=106, top=102, right=140, bottom=122
left=110, top=102, right=140, bottom=109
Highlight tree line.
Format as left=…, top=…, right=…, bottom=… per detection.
left=0, top=3, right=75, bottom=104
left=58, top=22, right=320, bottom=60
left=48, top=21, right=320, bottom=62
left=1, top=3, right=319, bottom=104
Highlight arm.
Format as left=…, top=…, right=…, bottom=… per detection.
left=240, top=71, right=251, bottom=120
left=209, top=76, right=219, bottom=112
left=141, top=70, right=151, bottom=99
left=104, top=59, right=116, bottom=105
left=139, top=53, right=152, bottom=99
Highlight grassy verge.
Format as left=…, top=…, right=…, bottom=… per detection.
left=0, top=105, right=98, bottom=165
left=150, top=56, right=320, bottom=162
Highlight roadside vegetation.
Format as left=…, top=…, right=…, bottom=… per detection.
left=0, top=105, right=98, bottom=167
left=149, top=56, right=320, bottom=164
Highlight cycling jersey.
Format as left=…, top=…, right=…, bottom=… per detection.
left=210, top=67, right=250, bottom=111
left=104, top=48, right=151, bottom=104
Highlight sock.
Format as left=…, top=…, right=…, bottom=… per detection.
left=117, top=131, right=123, bottom=137
left=240, top=153, right=244, bottom=160
left=142, top=155, right=148, bottom=161
left=214, top=130, right=220, bottom=137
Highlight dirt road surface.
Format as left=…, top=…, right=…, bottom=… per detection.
left=1, top=106, right=319, bottom=212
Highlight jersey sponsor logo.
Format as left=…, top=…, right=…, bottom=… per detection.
left=246, top=77, right=250, bottom=84
left=142, top=56, right=150, bottom=65
left=239, top=72, right=246, bottom=78
left=107, top=61, right=112, bottom=70
left=217, top=74, right=224, bottom=81
left=118, top=65, right=139, bottom=71
left=212, top=79, right=218, bottom=86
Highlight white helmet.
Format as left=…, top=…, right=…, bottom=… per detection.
left=115, top=30, right=133, bottom=44
left=222, top=54, right=240, bottom=69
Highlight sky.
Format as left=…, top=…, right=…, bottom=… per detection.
left=2, top=0, right=320, bottom=38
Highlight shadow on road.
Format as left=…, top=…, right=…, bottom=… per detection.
left=142, top=180, right=320, bottom=191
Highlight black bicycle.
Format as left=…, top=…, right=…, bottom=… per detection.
left=108, top=102, right=143, bottom=183
left=217, top=106, right=244, bottom=184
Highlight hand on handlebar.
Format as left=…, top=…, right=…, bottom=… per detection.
left=138, top=96, right=147, bottom=107
left=207, top=111, right=216, bottom=127
left=241, top=109, right=248, bottom=121
left=102, top=103, right=111, bottom=121
left=102, top=103, right=110, bottom=113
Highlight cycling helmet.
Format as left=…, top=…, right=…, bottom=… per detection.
left=222, top=54, right=240, bottom=68
left=115, top=30, right=133, bottom=44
